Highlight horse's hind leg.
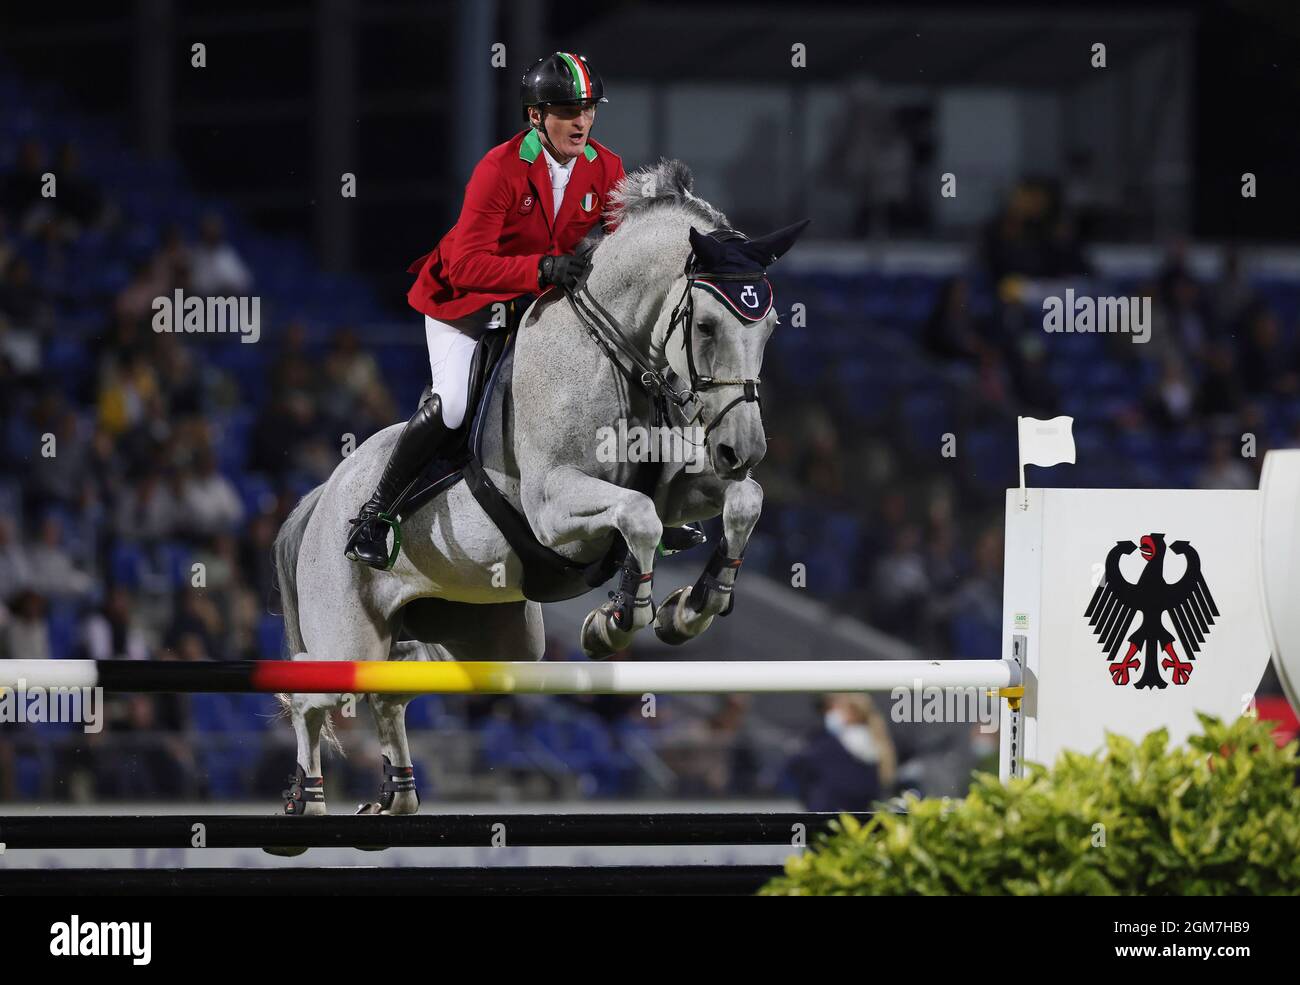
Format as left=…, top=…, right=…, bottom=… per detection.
left=364, top=600, right=545, bottom=814
left=284, top=695, right=331, bottom=816
left=356, top=640, right=431, bottom=816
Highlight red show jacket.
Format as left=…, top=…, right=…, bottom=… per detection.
left=406, top=128, right=626, bottom=321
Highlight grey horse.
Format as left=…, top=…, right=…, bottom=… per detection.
left=272, top=159, right=809, bottom=815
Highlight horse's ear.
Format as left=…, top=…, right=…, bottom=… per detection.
left=743, top=218, right=812, bottom=267
left=688, top=225, right=727, bottom=269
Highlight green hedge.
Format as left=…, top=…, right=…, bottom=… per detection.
left=762, top=713, right=1300, bottom=896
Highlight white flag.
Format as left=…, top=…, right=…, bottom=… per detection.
left=1018, top=415, right=1076, bottom=468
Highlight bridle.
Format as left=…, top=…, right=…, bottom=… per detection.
left=663, top=228, right=764, bottom=437
left=564, top=227, right=765, bottom=439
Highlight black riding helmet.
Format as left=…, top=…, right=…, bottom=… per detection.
left=520, top=51, right=608, bottom=123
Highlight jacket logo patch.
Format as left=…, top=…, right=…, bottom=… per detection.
left=580, top=192, right=596, bottom=212
left=519, top=194, right=535, bottom=215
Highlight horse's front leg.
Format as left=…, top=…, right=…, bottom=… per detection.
left=533, top=465, right=663, bottom=659
left=655, top=476, right=762, bottom=645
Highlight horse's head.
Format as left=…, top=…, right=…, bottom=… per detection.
left=664, top=219, right=810, bottom=480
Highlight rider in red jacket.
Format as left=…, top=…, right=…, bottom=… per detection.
left=346, top=52, right=625, bottom=569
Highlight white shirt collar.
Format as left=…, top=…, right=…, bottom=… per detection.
left=541, top=142, right=577, bottom=174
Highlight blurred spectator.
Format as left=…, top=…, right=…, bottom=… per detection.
left=78, top=586, right=150, bottom=661
left=923, top=276, right=985, bottom=364
left=1237, top=304, right=1296, bottom=397
left=1006, top=335, right=1059, bottom=416
left=324, top=326, right=381, bottom=401
left=0, top=254, right=47, bottom=329
left=26, top=514, right=94, bottom=599
left=0, top=138, right=49, bottom=232
left=1211, top=248, right=1256, bottom=330
left=1195, top=341, right=1244, bottom=420
left=96, top=349, right=161, bottom=437
left=51, top=142, right=107, bottom=232
left=941, top=525, right=1003, bottom=661
left=1164, top=272, right=1212, bottom=361
left=0, top=517, right=32, bottom=600
left=1146, top=355, right=1196, bottom=431
left=166, top=589, right=223, bottom=658
left=981, top=181, right=1054, bottom=283
left=155, top=222, right=193, bottom=289
left=113, top=468, right=180, bottom=542
left=821, top=77, right=912, bottom=239
left=190, top=213, right=252, bottom=296
left=785, top=694, right=896, bottom=811
left=0, top=213, right=12, bottom=271
left=1045, top=216, right=1092, bottom=277
left=1196, top=436, right=1254, bottom=490
left=239, top=511, right=280, bottom=606
left=1062, top=148, right=1118, bottom=240
left=177, top=450, right=244, bottom=537
left=190, top=533, right=259, bottom=659
left=29, top=404, right=89, bottom=506
left=0, top=589, right=51, bottom=661
left=114, top=257, right=170, bottom=324
left=869, top=523, right=929, bottom=638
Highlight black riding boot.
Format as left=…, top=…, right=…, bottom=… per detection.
left=345, top=394, right=453, bottom=570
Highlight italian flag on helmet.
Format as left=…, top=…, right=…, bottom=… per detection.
left=521, top=51, right=609, bottom=109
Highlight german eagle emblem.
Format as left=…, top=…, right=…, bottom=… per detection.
left=1083, top=533, right=1218, bottom=689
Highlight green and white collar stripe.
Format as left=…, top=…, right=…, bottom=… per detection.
left=520, top=129, right=597, bottom=163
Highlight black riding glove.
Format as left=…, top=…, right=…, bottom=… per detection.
left=537, top=253, right=590, bottom=292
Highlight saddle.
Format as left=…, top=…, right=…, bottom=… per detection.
left=397, top=295, right=658, bottom=603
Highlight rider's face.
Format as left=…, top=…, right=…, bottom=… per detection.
left=532, top=102, right=597, bottom=159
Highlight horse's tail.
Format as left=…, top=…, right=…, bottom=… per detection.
left=273, top=483, right=325, bottom=658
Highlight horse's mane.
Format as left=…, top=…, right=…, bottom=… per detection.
left=603, top=158, right=729, bottom=230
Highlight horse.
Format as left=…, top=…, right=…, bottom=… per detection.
left=272, top=158, right=809, bottom=815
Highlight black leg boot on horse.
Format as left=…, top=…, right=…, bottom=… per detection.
left=345, top=393, right=455, bottom=570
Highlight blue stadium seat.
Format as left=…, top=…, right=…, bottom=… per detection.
left=47, top=600, right=81, bottom=659
left=231, top=693, right=281, bottom=731
left=108, top=541, right=146, bottom=588
left=257, top=614, right=285, bottom=659
left=190, top=693, right=239, bottom=733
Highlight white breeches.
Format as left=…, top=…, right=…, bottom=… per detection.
left=424, top=315, right=481, bottom=429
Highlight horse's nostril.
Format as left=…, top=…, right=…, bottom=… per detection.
left=717, top=444, right=740, bottom=469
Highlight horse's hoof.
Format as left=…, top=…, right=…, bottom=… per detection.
left=262, top=844, right=310, bottom=858
left=581, top=608, right=631, bottom=660
left=654, top=587, right=713, bottom=645
left=653, top=588, right=692, bottom=645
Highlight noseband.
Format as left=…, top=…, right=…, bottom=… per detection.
left=565, top=227, right=765, bottom=439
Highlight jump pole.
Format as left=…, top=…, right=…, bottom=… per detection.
left=0, top=658, right=1019, bottom=696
